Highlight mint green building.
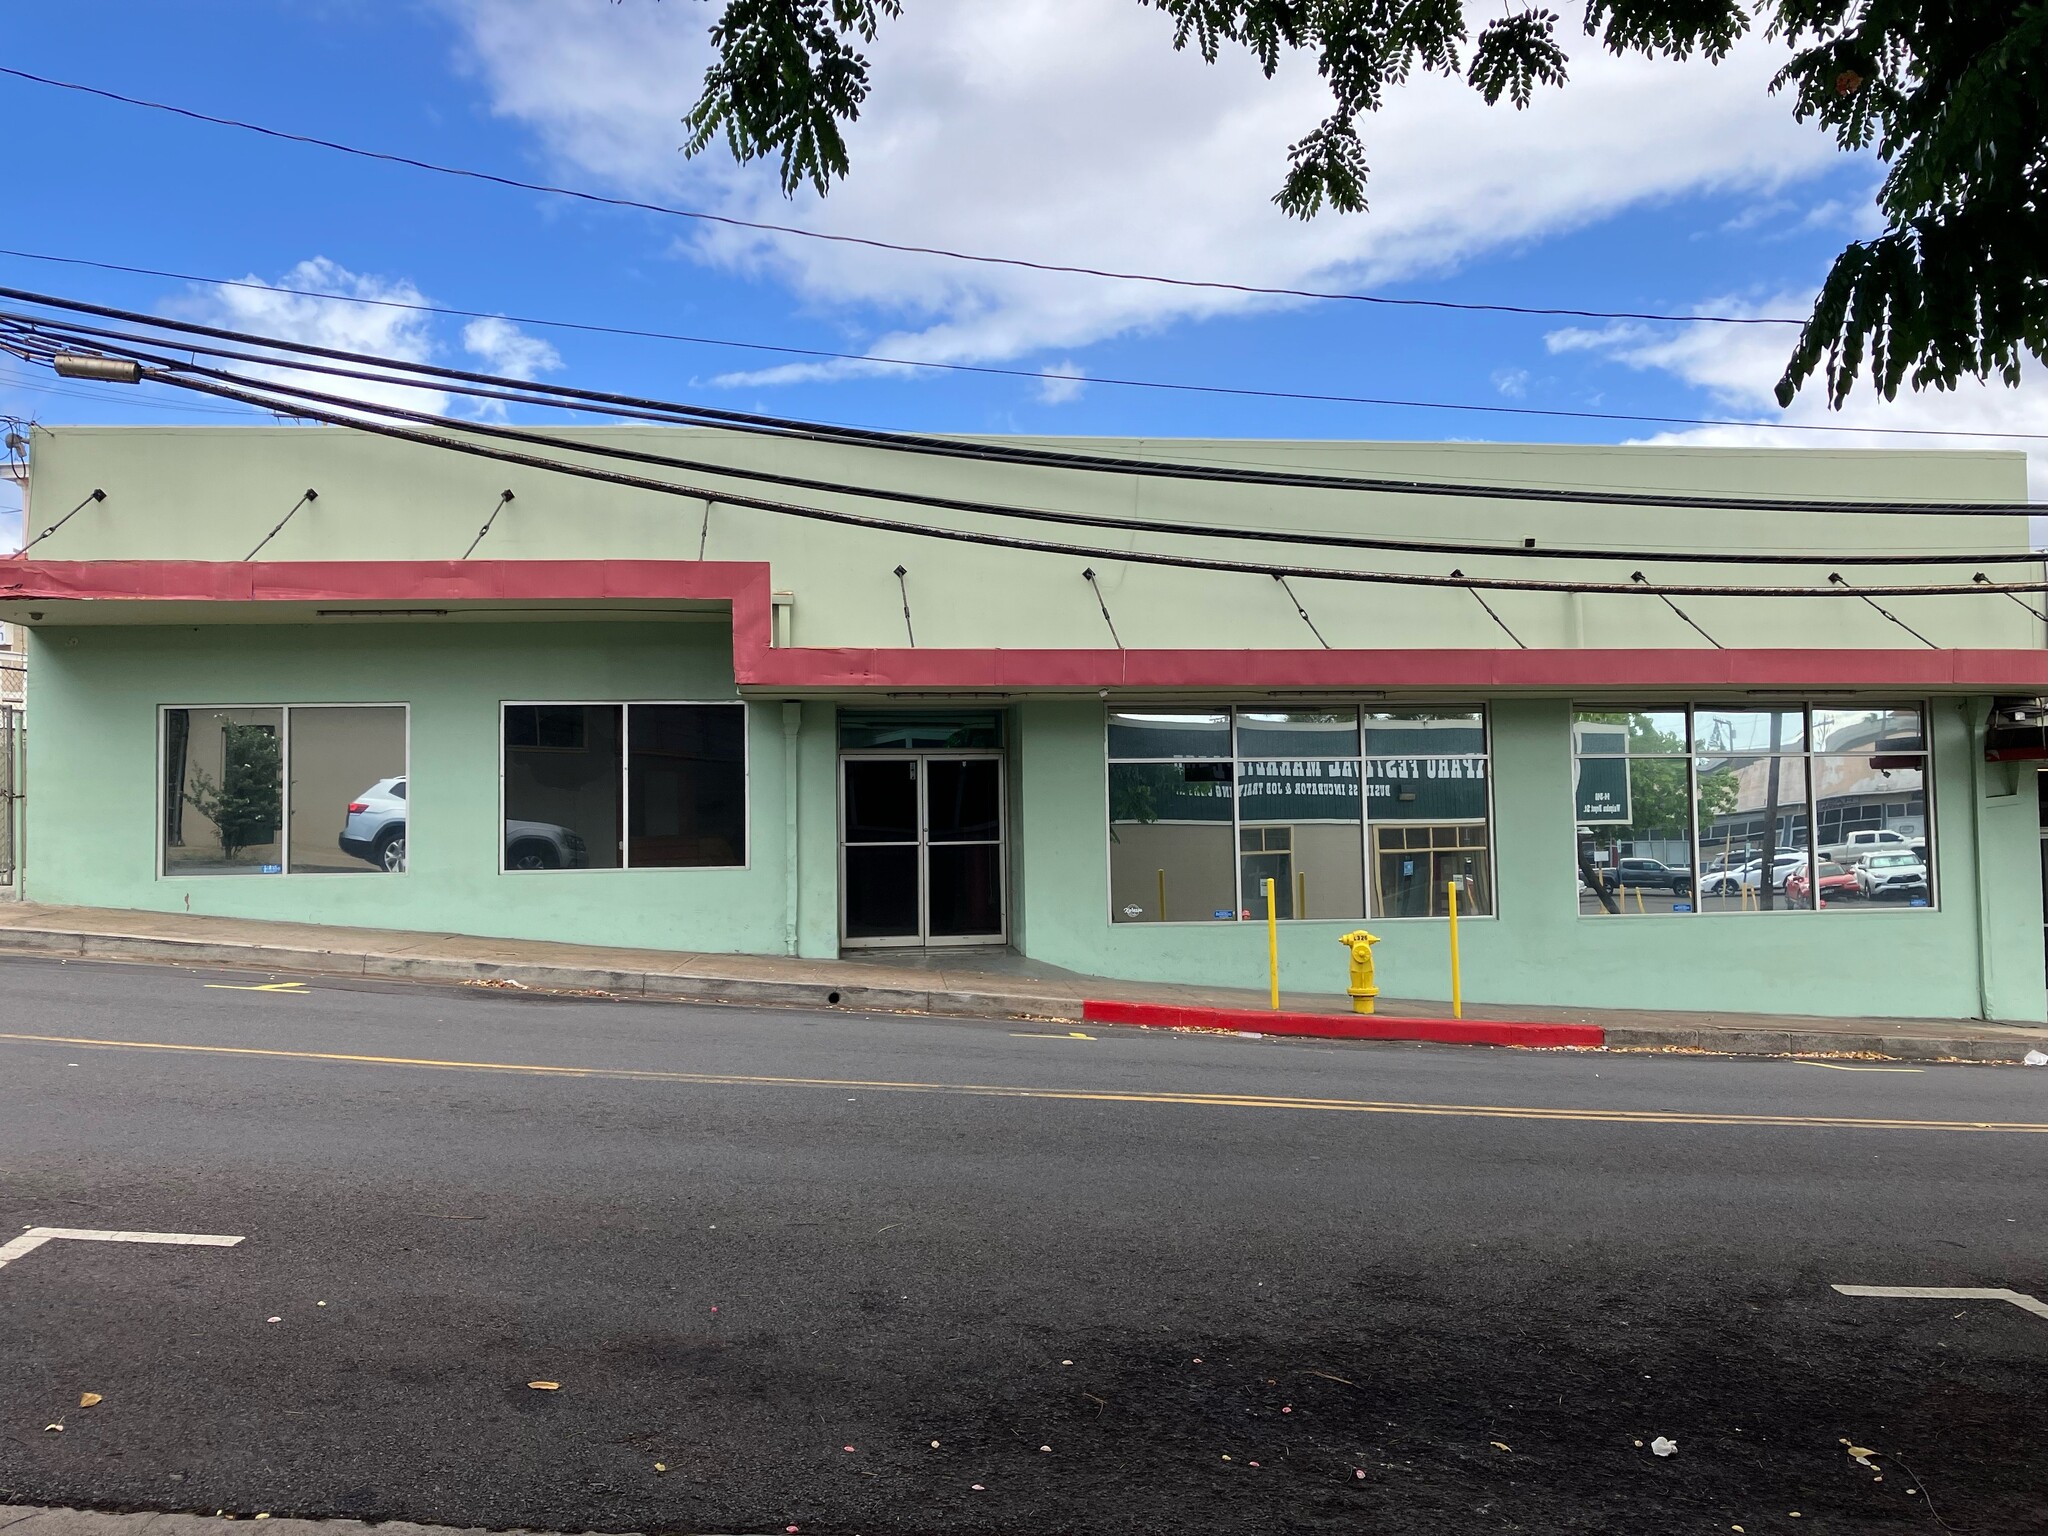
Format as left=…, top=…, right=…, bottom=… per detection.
left=4, top=424, right=2045, bottom=1022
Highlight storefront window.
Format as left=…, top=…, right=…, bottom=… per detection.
left=290, top=706, right=409, bottom=874
left=163, top=704, right=409, bottom=876
left=503, top=702, right=747, bottom=872
left=628, top=704, right=747, bottom=868
left=163, top=707, right=284, bottom=876
left=1572, top=703, right=1933, bottom=916
left=1107, top=704, right=1491, bottom=922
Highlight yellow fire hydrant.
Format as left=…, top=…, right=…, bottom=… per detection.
left=1338, top=929, right=1382, bottom=1015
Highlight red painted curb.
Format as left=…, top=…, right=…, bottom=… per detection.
left=1081, top=999, right=1605, bottom=1049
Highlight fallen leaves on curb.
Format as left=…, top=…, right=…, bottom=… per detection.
left=79, top=1393, right=102, bottom=1408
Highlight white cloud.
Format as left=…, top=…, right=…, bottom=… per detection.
left=447, top=0, right=1854, bottom=374
left=1548, top=295, right=2048, bottom=497
left=462, top=316, right=563, bottom=379
left=183, top=257, right=453, bottom=416
left=1491, top=367, right=1530, bottom=399
left=1036, top=361, right=1086, bottom=405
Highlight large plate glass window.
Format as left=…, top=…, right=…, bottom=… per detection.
left=295, top=706, right=409, bottom=873
left=163, top=707, right=284, bottom=876
left=163, top=704, right=409, bottom=876
left=1811, top=706, right=1930, bottom=911
left=1569, top=703, right=1932, bottom=916
left=1571, top=710, right=1690, bottom=916
left=1695, top=707, right=1810, bottom=914
left=1366, top=710, right=1490, bottom=917
left=502, top=702, right=747, bottom=872
left=1237, top=709, right=1363, bottom=921
left=1108, top=710, right=1235, bottom=923
left=1106, top=703, right=1492, bottom=922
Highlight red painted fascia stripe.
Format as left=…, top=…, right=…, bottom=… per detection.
left=6, top=559, right=2047, bottom=691
left=1082, top=997, right=1605, bottom=1049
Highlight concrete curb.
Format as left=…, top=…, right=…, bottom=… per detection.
left=0, top=922, right=2037, bottom=1062
left=1081, top=998, right=1606, bottom=1049
left=0, top=924, right=1085, bottom=1024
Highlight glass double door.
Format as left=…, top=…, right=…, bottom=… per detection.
left=842, top=755, right=1005, bottom=946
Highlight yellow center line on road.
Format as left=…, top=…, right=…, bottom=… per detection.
left=0, top=1030, right=2041, bottom=1133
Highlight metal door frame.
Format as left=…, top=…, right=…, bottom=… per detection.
left=838, top=749, right=1007, bottom=948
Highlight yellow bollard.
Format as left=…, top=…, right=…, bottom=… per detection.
left=1446, top=880, right=1462, bottom=1020
left=1156, top=867, right=1166, bottom=923
left=1338, top=928, right=1381, bottom=1015
left=1265, top=877, right=1280, bottom=1010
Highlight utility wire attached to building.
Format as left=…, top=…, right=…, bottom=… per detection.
left=460, top=489, right=514, bottom=559
left=1630, top=571, right=1722, bottom=648
left=243, top=487, right=317, bottom=561
left=1829, top=572, right=1937, bottom=647
left=1082, top=568, right=1123, bottom=647
left=9, top=486, right=102, bottom=559
left=1273, top=573, right=1331, bottom=648
left=894, top=564, right=915, bottom=647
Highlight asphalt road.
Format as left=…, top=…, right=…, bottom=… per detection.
left=0, top=953, right=2044, bottom=1536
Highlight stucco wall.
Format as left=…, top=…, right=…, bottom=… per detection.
left=23, top=620, right=842, bottom=958
left=20, top=617, right=2046, bottom=1021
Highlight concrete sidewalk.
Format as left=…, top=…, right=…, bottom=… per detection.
left=0, top=901, right=2043, bottom=1062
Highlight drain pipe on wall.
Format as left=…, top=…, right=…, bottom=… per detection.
left=782, top=701, right=802, bottom=956
left=1963, top=697, right=1995, bottom=1022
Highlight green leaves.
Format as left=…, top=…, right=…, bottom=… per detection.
left=1770, top=1, right=2048, bottom=405
left=1469, top=11, right=1568, bottom=108
left=682, top=0, right=903, bottom=198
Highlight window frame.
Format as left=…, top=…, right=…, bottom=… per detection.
left=157, top=702, right=412, bottom=880
left=497, top=699, right=750, bottom=875
left=1570, top=699, right=1936, bottom=917
left=1103, top=701, right=1496, bottom=925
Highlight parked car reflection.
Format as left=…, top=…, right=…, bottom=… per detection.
left=340, top=777, right=591, bottom=872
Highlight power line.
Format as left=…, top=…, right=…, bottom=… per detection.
left=4, top=286, right=2038, bottom=519
left=0, top=65, right=1805, bottom=330
left=13, top=310, right=2044, bottom=571
left=78, top=352, right=2048, bottom=601
left=6, top=245, right=2042, bottom=445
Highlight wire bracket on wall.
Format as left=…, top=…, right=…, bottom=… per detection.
left=9, top=486, right=103, bottom=559
left=1829, top=571, right=1936, bottom=647
left=460, top=489, right=515, bottom=559
left=1974, top=571, right=2048, bottom=624
left=1630, top=571, right=1723, bottom=649
left=1272, top=573, right=1331, bottom=648
left=243, top=487, right=317, bottom=561
left=894, top=564, right=916, bottom=647
left=1448, top=569, right=1526, bottom=648
left=1081, top=567, right=1123, bottom=648
left=698, top=498, right=713, bottom=559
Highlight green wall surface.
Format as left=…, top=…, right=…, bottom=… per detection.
left=1013, top=697, right=2046, bottom=1023
left=24, top=621, right=842, bottom=959
left=17, top=426, right=2041, bottom=656
left=20, top=621, right=2045, bottom=1023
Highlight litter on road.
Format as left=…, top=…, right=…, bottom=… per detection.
left=79, top=1392, right=101, bottom=1407
left=1651, top=1437, right=1678, bottom=1457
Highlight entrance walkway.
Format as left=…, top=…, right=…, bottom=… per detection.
left=0, top=902, right=2041, bottom=1062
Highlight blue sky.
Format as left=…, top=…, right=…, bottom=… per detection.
left=3, top=0, right=2042, bottom=548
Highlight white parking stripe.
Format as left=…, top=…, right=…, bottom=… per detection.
left=1833, top=1284, right=2048, bottom=1320
left=0, top=1226, right=245, bottom=1270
